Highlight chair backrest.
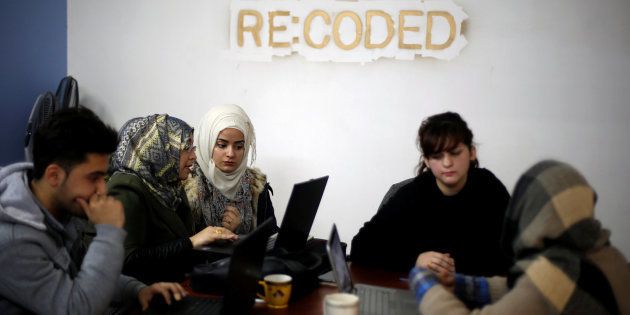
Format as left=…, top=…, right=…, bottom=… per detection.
left=24, top=76, right=80, bottom=162
left=24, top=92, right=57, bottom=162
left=55, top=75, right=79, bottom=109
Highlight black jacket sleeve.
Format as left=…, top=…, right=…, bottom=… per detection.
left=350, top=182, right=421, bottom=272
left=123, top=237, right=194, bottom=284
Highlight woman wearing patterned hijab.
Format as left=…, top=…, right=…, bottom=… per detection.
left=185, top=104, right=277, bottom=234
left=409, top=160, right=630, bottom=314
left=108, top=114, right=236, bottom=285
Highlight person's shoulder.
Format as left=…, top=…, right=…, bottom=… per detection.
left=108, top=172, right=144, bottom=187
left=471, top=167, right=503, bottom=183
left=0, top=220, right=55, bottom=251
left=247, top=167, right=268, bottom=194
left=0, top=162, right=32, bottom=181
left=470, top=167, right=509, bottom=195
left=390, top=177, right=416, bottom=194
left=380, top=176, right=421, bottom=204
left=107, top=172, right=151, bottom=202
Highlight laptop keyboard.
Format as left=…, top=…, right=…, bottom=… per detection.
left=356, top=285, right=395, bottom=315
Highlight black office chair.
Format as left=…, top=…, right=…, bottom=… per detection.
left=24, top=76, right=79, bottom=161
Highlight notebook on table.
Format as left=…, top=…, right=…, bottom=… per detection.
left=197, top=175, right=328, bottom=256
left=326, top=224, right=418, bottom=315
left=144, top=218, right=275, bottom=315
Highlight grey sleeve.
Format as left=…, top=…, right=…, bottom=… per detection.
left=111, top=274, right=146, bottom=304
left=0, top=224, right=127, bottom=315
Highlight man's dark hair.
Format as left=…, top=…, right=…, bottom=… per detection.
left=32, top=106, right=119, bottom=179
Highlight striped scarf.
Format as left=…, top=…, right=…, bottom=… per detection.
left=110, top=114, right=193, bottom=209
left=501, top=160, right=618, bottom=314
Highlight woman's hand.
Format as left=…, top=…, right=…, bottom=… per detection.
left=416, top=251, right=455, bottom=288
left=189, top=226, right=238, bottom=248
left=137, top=282, right=187, bottom=311
left=222, top=205, right=241, bottom=232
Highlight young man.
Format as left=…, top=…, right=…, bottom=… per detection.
left=0, top=107, right=186, bottom=314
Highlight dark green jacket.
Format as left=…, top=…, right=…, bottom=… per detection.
left=108, top=172, right=197, bottom=285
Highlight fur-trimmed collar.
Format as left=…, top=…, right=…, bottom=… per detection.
left=184, top=166, right=268, bottom=222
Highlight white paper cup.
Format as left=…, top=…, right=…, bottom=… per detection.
left=323, top=292, right=359, bottom=315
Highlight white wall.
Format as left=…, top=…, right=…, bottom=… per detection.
left=69, top=0, right=630, bottom=257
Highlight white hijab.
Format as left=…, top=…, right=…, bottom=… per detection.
left=195, top=104, right=256, bottom=199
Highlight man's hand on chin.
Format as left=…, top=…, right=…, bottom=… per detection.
left=77, top=194, right=125, bottom=228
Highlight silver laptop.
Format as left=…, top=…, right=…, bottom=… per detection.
left=326, top=224, right=418, bottom=315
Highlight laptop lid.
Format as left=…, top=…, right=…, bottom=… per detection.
left=221, top=218, right=275, bottom=314
left=326, top=224, right=355, bottom=293
left=145, top=219, right=274, bottom=315
left=326, top=226, right=418, bottom=315
left=274, top=176, right=328, bottom=253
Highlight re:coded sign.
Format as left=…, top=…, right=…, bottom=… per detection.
left=230, top=0, right=468, bottom=62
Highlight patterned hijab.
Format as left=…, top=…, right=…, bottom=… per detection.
left=501, top=160, right=620, bottom=314
left=194, top=104, right=256, bottom=200
left=110, top=114, right=193, bottom=209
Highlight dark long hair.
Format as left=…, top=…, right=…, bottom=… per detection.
left=416, top=112, right=478, bottom=175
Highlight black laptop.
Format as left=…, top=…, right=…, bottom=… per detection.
left=145, top=218, right=275, bottom=315
left=197, top=176, right=328, bottom=256
left=272, top=175, right=328, bottom=253
left=326, top=224, right=417, bottom=315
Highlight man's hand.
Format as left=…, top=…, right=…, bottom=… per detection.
left=77, top=194, right=125, bottom=228
left=138, top=282, right=188, bottom=311
left=416, top=251, right=455, bottom=288
left=189, top=226, right=238, bottom=248
left=221, top=205, right=241, bottom=231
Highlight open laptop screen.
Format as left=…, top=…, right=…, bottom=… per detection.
left=274, top=176, right=328, bottom=252
left=326, top=224, right=354, bottom=293
left=222, top=218, right=275, bottom=314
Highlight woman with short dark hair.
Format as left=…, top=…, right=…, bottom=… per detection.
left=351, top=112, right=511, bottom=277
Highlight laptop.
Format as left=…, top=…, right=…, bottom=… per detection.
left=272, top=175, right=328, bottom=253
left=145, top=218, right=275, bottom=315
left=326, top=224, right=418, bottom=315
left=197, top=175, right=328, bottom=256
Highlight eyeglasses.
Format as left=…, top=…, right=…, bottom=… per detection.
left=183, top=144, right=196, bottom=153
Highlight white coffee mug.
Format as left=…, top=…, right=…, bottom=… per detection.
left=323, top=292, right=359, bottom=315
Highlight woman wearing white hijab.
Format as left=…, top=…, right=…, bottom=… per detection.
left=185, top=104, right=277, bottom=234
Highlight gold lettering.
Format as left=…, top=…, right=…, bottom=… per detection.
left=237, top=10, right=263, bottom=47
left=333, top=11, right=362, bottom=50
left=304, top=10, right=331, bottom=49
left=269, top=11, right=290, bottom=48
left=398, top=10, right=423, bottom=49
left=365, top=10, right=394, bottom=49
left=426, top=11, right=456, bottom=50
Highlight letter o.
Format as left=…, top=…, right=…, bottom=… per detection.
left=333, top=11, right=362, bottom=50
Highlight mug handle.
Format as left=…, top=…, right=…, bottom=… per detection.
left=256, top=280, right=268, bottom=300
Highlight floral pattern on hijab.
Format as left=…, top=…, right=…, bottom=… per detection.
left=111, top=114, right=193, bottom=209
